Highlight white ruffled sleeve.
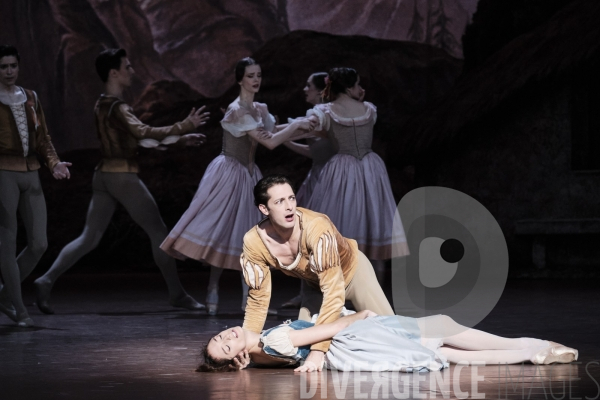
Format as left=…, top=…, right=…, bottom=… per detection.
left=365, top=101, right=377, bottom=124
left=256, top=102, right=276, bottom=132
left=260, top=326, right=297, bottom=357
left=221, top=113, right=260, bottom=138
left=306, top=104, right=330, bottom=131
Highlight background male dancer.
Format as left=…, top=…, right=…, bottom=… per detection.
left=34, top=48, right=208, bottom=314
left=239, top=175, right=395, bottom=371
left=0, top=45, right=72, bottom=327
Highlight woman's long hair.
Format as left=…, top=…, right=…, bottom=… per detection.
left=195, top=341, right=237, bottom=373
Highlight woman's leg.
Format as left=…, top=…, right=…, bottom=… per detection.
left=206, top=266, right=223, bottom=315
left=418, top=315, right=549, bottom=364
left=438, top=347, right=539, bottom=365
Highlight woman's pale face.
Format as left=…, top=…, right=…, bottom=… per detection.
left=303, top=75, right=322, bottom=105
left=207, top=326, right=247, bottom=361
left=0, top=56, right=19, bottom=89
left=239, top=64, right=262, bottom=94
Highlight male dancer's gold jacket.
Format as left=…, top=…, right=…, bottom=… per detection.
left=0, top=88, right=60, bottom=171
left=241, top=207, right=359, bottom=352
left=94, top=95, right=196, bottom=173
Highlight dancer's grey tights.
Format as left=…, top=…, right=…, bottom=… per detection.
left=0, top=170, right=48, bottom=317
left=38, top=171, right=186, bottom=299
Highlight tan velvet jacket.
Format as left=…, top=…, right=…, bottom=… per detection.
left=94, top=95, right=196, bottom=172
left=0, top=88, right=60, bottom=172
left=241, top=207, right=359, bottom=353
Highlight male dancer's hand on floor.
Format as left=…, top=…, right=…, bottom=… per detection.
left=295, top=350, right=324, bottom=372
left=230, top=350, right=251, bottom=370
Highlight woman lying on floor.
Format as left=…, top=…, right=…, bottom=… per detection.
left=197, top=311, right=578, bottom=372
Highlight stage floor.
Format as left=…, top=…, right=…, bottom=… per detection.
left=1, top=270, right=599, bottom=400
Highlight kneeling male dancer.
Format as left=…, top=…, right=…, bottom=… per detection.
left=239, top=175, right=395, bottom=371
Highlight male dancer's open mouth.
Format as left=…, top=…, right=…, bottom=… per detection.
left=285, top=213, right=294, bottom=223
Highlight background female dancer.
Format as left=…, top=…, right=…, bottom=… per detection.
left=283, top=72, right=336, bottom=206
left=199, top=311, right=579, bottom=372
left=280, top=72, right=336, bottom=309
left=160, top=57, right=312, bottom=315
left=306, top=67, right=409, bottom=283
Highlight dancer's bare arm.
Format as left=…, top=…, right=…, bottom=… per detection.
left=288, top=310, right=376, bottom=348
left=246, top=118, right=314, bottom=150
left=293, top=310, right=377, bottom=372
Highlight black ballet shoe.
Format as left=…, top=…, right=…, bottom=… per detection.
left=33, top=279, right=55, bottom=315
left=16, top=316, right=34, bottom=328
left=0, top=300, right=18, bottom=322
left=36, top=301, right=55, bottom=315
left=170, top=295, right=206, bottom=310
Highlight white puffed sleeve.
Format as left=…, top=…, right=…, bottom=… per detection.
left=306, top=104, right=330, bottom=131
left=260, top=326, right=297, bottom=357
left=256, top=102, right=276, bottom=132
left=221, top=113, right=260, bottom=138
left=364, top=101, right=378, bottom=124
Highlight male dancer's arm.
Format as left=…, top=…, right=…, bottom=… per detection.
left=114, top=104, right=208, bottom=141
left=305, top=221, right=347, bottom=353
left=240, top=243, right=271, bottom=334
left=32, top=93, right=71, bottom=179
left=293, top=219, right=347, bottom=372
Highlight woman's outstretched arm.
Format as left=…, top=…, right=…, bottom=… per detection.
left=246, top=118, right=314, bottom=150
left=287, top=310, right=376, bottom=348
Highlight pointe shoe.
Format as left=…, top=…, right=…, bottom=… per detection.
left=531, top=342, right=579, bottom=364
left=206, top=288, right=218, bottom=316
left=33, top=279, right=55, bottom=315
left=170, top=294, right=205, bottom=310
left=0, top=299, right=18, bottom=322
left=281, top=294, right=302, bottom=309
